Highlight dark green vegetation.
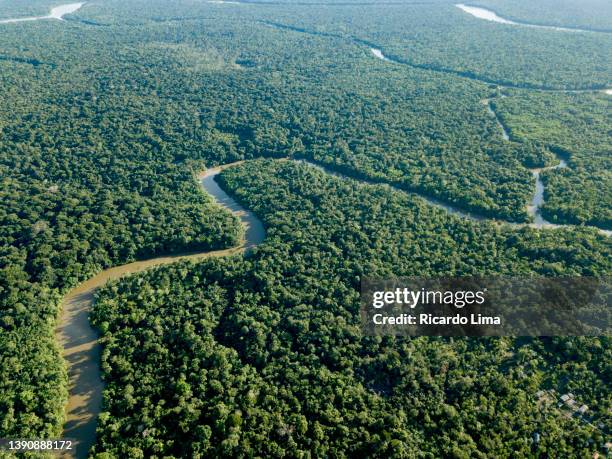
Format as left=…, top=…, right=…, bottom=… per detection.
left=92, top=160, right=611, bottom=458
left=495, top=91, right=611, bottom=228
left=0, top=0, right=610, bottom=456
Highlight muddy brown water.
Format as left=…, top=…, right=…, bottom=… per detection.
left=56, top=163, right=264, bottom=458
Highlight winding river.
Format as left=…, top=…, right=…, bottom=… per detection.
left=481, top=98, right=577, bottom=229
left=300, top=157, right=610, bottom=236
left=298, top=158, right=487, bottom=222
left=3, top=3, right=604, bottom=456
left=528, top=160, right=568, bottom=227
left=56, top=164, right=264, bottom=458
left=0, top=3, right=83, bottom=24
left=368, top=46, right=609, bottom=233
left=261, top=19, right=612, bottom=93
left=369, top=47, right=612, bottom=94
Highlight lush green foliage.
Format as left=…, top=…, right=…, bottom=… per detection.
left=92, top=160, right=611, bottom=458
left=0, top=0, right=610, bottom=452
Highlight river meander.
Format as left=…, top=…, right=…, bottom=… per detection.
left=56, top=164, right=264, bottom=458
left=57, top=153, right=609, bottom=456
left=481, top=98, right=576, bottom=229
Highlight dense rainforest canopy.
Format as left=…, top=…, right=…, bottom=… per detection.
left=92, top=160, right=611, bottom=458
left=0, top=0, right=610, bottom=457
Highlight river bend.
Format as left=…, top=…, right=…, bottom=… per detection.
left=58, top=152, right=610, bottom=456
left=482, top=98, right=572, bottom=229
left=57, top=164, right=264, bottom=458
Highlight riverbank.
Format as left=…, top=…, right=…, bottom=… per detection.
left=369, top=47, right=612, bottom=94
left=299, top=157, right=610, bottom=236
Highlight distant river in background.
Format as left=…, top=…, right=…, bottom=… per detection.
left=455, top=4, right=598, bottom=33
left=0, top=3, right=83, bottom=24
